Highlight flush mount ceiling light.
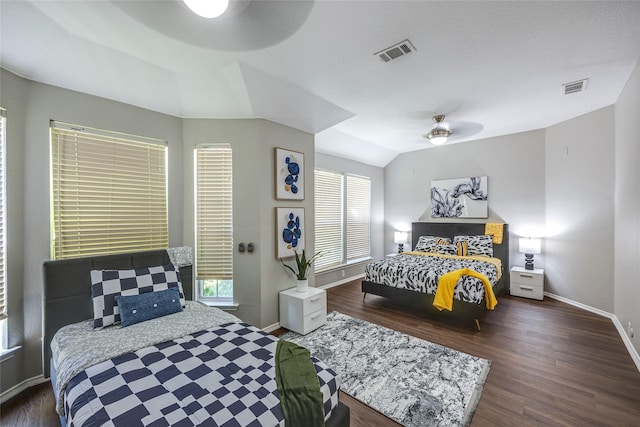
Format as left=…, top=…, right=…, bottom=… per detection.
left=426, top=114, right=452, bottom=145
left=183, top=0, right=229, bottom=18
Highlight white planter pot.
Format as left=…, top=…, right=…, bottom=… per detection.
left=296, top=279, right=309, bottom=293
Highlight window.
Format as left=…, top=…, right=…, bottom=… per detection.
left=346, top=174, right=371, bottom=260
left=194, top=144, right=233, bottom=303
left=314, top=170, right=371, bottom=271
left=50, top=121, right=168, bottom=259
left=314, top=170, right=343, bottom=270
left=0, top=109, right=6, bottom=321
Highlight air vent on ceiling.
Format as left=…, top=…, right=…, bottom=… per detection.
left=562, top=79, right=588, bottom=95
left=374, top=39, right=416, bottom=63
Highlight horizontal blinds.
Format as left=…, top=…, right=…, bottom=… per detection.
left=195, top=145, right=233, bottom=280
left=51, top=123, right=168, bottom=259
left=0, top=110, right=6, bottom=319
left=314, top=169, right=343, bottom=270
left=346, top=174, right=371, bottom=260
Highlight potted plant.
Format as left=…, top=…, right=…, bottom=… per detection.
left=281, top=249, right=322, bottom=292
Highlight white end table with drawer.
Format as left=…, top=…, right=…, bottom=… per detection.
left=279, top=287, right=327, bottom=335
left=510, top=266, right=544, bottom=300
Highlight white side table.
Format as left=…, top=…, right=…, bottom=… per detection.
left=279, top=287, right=327, bottom=335
left=510, top=266, right=544, bottom=300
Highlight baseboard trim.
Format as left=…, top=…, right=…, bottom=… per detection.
left=319, top=273, right=364, bottom=290
left=0, top=374, right=48, bottom=404
left=544, top=292, right=640, bottom=372
left=262, top=322, right=281, bottom=333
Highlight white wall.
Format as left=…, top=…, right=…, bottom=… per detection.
left=614, top=59, right=640, bottom=353
left=384, top=130, right=546, bottom=268
left=161, top=119, right=317, bottom=330
left=314, top=152, right=385, bottom=286
left=258, top=120, right=315, bottom=328
left=182, top=119, right=264, bottom=326
left=545, top=107, right=615, bottom=312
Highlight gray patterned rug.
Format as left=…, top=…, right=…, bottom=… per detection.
left=280, top=312, right=490, bottom=427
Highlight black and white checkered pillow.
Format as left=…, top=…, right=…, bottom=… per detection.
left=90, top=264, right=185, bottom=329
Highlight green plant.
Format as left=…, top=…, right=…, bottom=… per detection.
left=281, top=249, right=322, bottom=280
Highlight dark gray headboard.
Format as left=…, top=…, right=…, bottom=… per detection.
left=411, top=222, right=510, bottom=290
left=42, top=250, right=193, bottom=378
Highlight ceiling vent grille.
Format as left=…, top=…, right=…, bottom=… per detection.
left=563, top=79, right=588, bottom=95
left=375, top=39, right=416, bottom=63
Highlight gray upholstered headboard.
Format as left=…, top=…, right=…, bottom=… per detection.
left=42, top=250, right=193, bottom=378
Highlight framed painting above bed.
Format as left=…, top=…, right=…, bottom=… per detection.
left=431, top=176, right=488, bottom=218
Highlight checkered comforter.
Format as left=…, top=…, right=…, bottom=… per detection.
left=64, top=322, right=341, bottom=427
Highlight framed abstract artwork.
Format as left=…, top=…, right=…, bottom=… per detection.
left=431, top=176, right=488, bottom=218
left=275, top=147, right=304, bottom=200
left=276, top=207, right=305, bottom=258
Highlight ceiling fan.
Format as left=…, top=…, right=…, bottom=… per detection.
left=398, top=111, right=483, bottom=147
left=425, top=114, right=452, bottom=146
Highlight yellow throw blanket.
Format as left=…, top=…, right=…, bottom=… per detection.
left=433, top=268, right=498, bottom=311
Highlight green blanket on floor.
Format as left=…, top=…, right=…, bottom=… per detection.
left=275, top=339, right=325, bottom=427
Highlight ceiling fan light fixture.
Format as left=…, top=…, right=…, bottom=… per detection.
left=426, top=114, right=452, bottom=145
left=183, top=0, right=229, bottom=18
left=427, top=133, right=450, bottom=145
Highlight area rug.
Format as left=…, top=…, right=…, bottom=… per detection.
left=280, top=312, right=490, bottom=427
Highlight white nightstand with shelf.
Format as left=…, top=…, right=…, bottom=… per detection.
left=279, top=287, right=327, bottom=335
left=510, top=266, right=544, bottom=300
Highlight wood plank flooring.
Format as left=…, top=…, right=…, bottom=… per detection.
left=2, top=280, right=640, bottom=426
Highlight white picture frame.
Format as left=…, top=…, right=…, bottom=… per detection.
left=275, top=147, right=304, bottom=200
left=276, top=207, right=305, bottom=258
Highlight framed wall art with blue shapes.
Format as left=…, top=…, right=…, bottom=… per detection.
left=275, top=147, right=304, bottom=200
left=276, top=207, right=305, bottom=258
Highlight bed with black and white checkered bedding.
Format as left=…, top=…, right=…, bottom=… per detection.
left=365, top=253, right=501, bottom=304
left=52, top=301, right=341, bottom=427
left=63, top=321, right=340, bottom=427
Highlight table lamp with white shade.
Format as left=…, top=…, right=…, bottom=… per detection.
left=519, top=237, right=541, bottom=270
left=394, top=231, right=408, bottom=253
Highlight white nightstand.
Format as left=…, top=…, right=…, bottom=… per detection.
left=386, top=253, right=399, bottom=259
left=510, top=266, right=544, bottom=300
left=279, top=287, right=327, bottom=335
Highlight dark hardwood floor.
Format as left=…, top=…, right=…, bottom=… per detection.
left=2, top=280, right=640, bottom=426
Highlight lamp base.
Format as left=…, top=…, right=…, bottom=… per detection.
left=524, top=253, right=534, bottom=270
left=397, top=243, right=404, bottom=254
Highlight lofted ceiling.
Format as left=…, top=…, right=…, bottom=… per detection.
left=2, top=0, right=640, bottom=167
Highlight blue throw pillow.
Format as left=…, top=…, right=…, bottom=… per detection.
left=116, top=288, right=183, bottom=327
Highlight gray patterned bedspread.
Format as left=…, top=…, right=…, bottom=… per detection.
left=50, top=301, right=240, bottom=415
left=365, top=253, right=501, bottom=304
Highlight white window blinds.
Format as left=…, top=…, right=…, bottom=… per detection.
left=346, top=174, right=371, bottom=260
left=195, top=144, right=233, bottom=281
left=314, top=169, right=344, bottom=271
left=0, top=109, right=6, bottom=319
left=50, top=121, right=168, bottom=259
